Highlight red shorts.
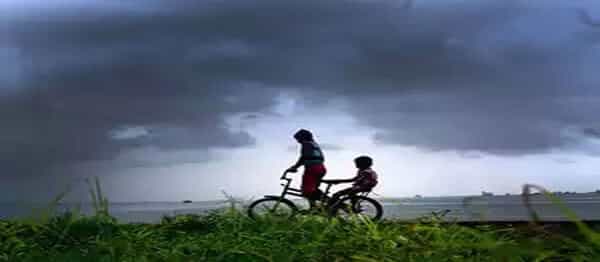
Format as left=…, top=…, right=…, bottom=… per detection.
left=301, top=164, right=326, bottom=196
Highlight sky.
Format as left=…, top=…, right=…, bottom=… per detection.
left=1, top=0, right=599, bottom=202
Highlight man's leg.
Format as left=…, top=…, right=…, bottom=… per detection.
left=308, top=188, right=326, bottom=209
left=313, top=171, right=328, bottom=203
left=302, top=164, right=328, bottom=209
left=301, top=169, right=319, bottom=208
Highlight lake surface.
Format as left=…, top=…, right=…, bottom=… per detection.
left=3, top=194, right=600, bottom=223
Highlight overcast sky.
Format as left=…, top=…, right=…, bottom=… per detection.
left=1, top=0, right=599, bottom=202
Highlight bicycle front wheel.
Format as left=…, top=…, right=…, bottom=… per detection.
left=247, top=197, right=298, bottom=220
left=330, top=196, right=383, bottom=221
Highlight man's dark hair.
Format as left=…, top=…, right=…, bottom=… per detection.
left=293, top=129, right=314, bottom=141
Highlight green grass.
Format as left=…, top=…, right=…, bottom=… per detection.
left=2, top=181, right=600, bottom=261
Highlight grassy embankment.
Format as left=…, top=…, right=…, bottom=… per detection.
left=2, top=179, right=600, bottom=261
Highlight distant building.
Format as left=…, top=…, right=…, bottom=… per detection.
left=481, top=191, right=493, bottom=196
left=414, top=194, right=423, bottom=199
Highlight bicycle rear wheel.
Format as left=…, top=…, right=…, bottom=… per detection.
left=329, top=196, right=383, bottom=221
left=247, top=197, right=298, bottom=220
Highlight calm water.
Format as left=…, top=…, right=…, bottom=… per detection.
left=3, top=194, right=600, bottom=223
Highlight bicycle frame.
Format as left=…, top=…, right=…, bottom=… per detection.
left=249, top=171, right=383, bottom=221
left=273, top=171, right=335, bottom=202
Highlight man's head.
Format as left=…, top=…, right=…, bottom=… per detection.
left=354, top=155, right=373, bottom=170
left=293, top=129, right=314, bottom=143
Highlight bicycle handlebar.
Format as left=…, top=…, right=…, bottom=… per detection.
left=280, top=171, right=289, bottom=180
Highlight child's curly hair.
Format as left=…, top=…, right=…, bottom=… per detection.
left=354, top=155, right=373, bottom=169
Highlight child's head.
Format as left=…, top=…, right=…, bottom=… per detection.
left=293, top=129, right=314, bottom=143
left=354, top=155, right=373, bottom=170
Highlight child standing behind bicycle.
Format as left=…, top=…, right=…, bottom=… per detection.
left=327, top=156, right=378, bottom=206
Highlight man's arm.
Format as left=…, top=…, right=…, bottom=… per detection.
left=290, top=155, right=304, bottom=170
left=287, top=144, right=306, bottom=171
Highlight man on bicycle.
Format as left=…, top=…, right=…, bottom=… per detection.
left=286, top=129, right=327, bottom=208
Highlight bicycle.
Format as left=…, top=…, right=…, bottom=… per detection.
left=247, top=170, right=383, bottom=221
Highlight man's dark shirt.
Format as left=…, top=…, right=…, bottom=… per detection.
left=299, top=141, right=324, bottom=167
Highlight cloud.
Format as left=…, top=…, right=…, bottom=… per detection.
left=292, top=1, right=600, bottom=155
left=554, top=158, right=577, bottom=165
left=320, top=143, right=344, bottom=151
left=1, top=2, right=288, bottom=177
left=286, top=143, right=343, bottom=153
left=2, top=0, right=600, bottom=181
left=583, top=128, right=600, bottom=139
left=578, top=9, right=600, bottom=27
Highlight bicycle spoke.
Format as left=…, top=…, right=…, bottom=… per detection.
left=260, top=204, right=274, bottom=213
left=331, top=196, right=382, bottom=221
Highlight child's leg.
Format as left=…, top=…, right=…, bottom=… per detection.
left=328, top=187, right=354, bottom=206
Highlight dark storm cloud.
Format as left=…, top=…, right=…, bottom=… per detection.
left=1, top=0, right=599, bottom=180
left=293, top=1, right=600, bottom=155
left=579, top=9, right=600, bottom=27
left=583, top=128, right=600, bottom=139
left=1, top=1, right=287, bottom=177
